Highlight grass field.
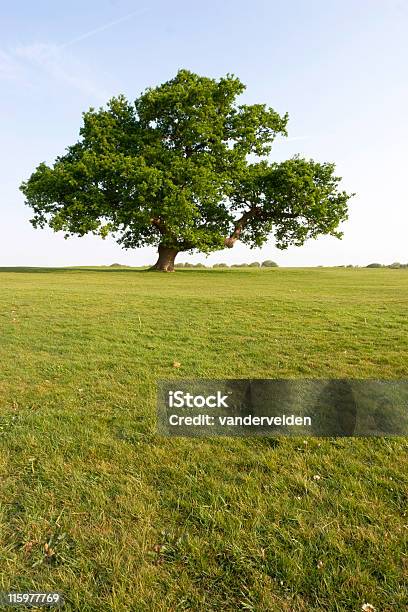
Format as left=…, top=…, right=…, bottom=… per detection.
left=0, top=267, right=407, bottom=611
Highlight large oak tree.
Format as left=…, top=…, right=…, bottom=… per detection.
left=21, top=70, right=353, bottom=271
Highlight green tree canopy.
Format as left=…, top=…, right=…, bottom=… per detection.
left=21, top=69, right=353, bottom=271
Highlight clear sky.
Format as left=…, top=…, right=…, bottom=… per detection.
left=1, top=0, right=407, bottom=267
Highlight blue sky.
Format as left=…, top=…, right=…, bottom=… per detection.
left=1, top=0, right=407, bottom=266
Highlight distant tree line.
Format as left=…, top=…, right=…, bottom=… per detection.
left=110, top=261, right=406, bottom=269
left=173, top=260, right=279, bottom=269
left=332, top=263, right=407, bottom=269
left=174, top=261, right=408, bottom=269
left=366, top=262, right=407, bottom=268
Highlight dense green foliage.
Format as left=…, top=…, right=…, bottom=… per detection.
left=0, top=267, right=407, bottom=610
left=20, top=71, right=353, bottom=269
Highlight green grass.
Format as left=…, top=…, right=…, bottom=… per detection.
left=0, top=267, right=407, bottom=611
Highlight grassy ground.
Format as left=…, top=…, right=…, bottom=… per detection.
left=0, top=267, right=407, bottom=611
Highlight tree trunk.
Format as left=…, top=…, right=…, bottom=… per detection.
left=150, top=245, right=179, bottom=271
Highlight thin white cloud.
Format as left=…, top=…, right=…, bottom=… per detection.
left=14, top=42, right=108, bottom=100
left=286, top=136, right=308, bottom=141
left=277, top=135, right=309, bottom=142
left=1, top=6, right=151, bottom=98
left=59, top=7, right=151, bottom=50
left=15, top=42, right=59, bottom=63
left=0, top=49, right=22, bottom=80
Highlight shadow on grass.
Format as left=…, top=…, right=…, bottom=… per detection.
left=0, top=266, right=149, bottom=274
left=0, top=267, right=255, bottom=275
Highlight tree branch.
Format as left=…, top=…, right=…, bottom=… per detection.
left=151, top=217, right=166, bottom=234
left=224, top=208, right=298, bottom=247
left=224, top=208, right=261, bottom=248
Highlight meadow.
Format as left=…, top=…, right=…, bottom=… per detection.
left=0, top=266, right=407, bottom=611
